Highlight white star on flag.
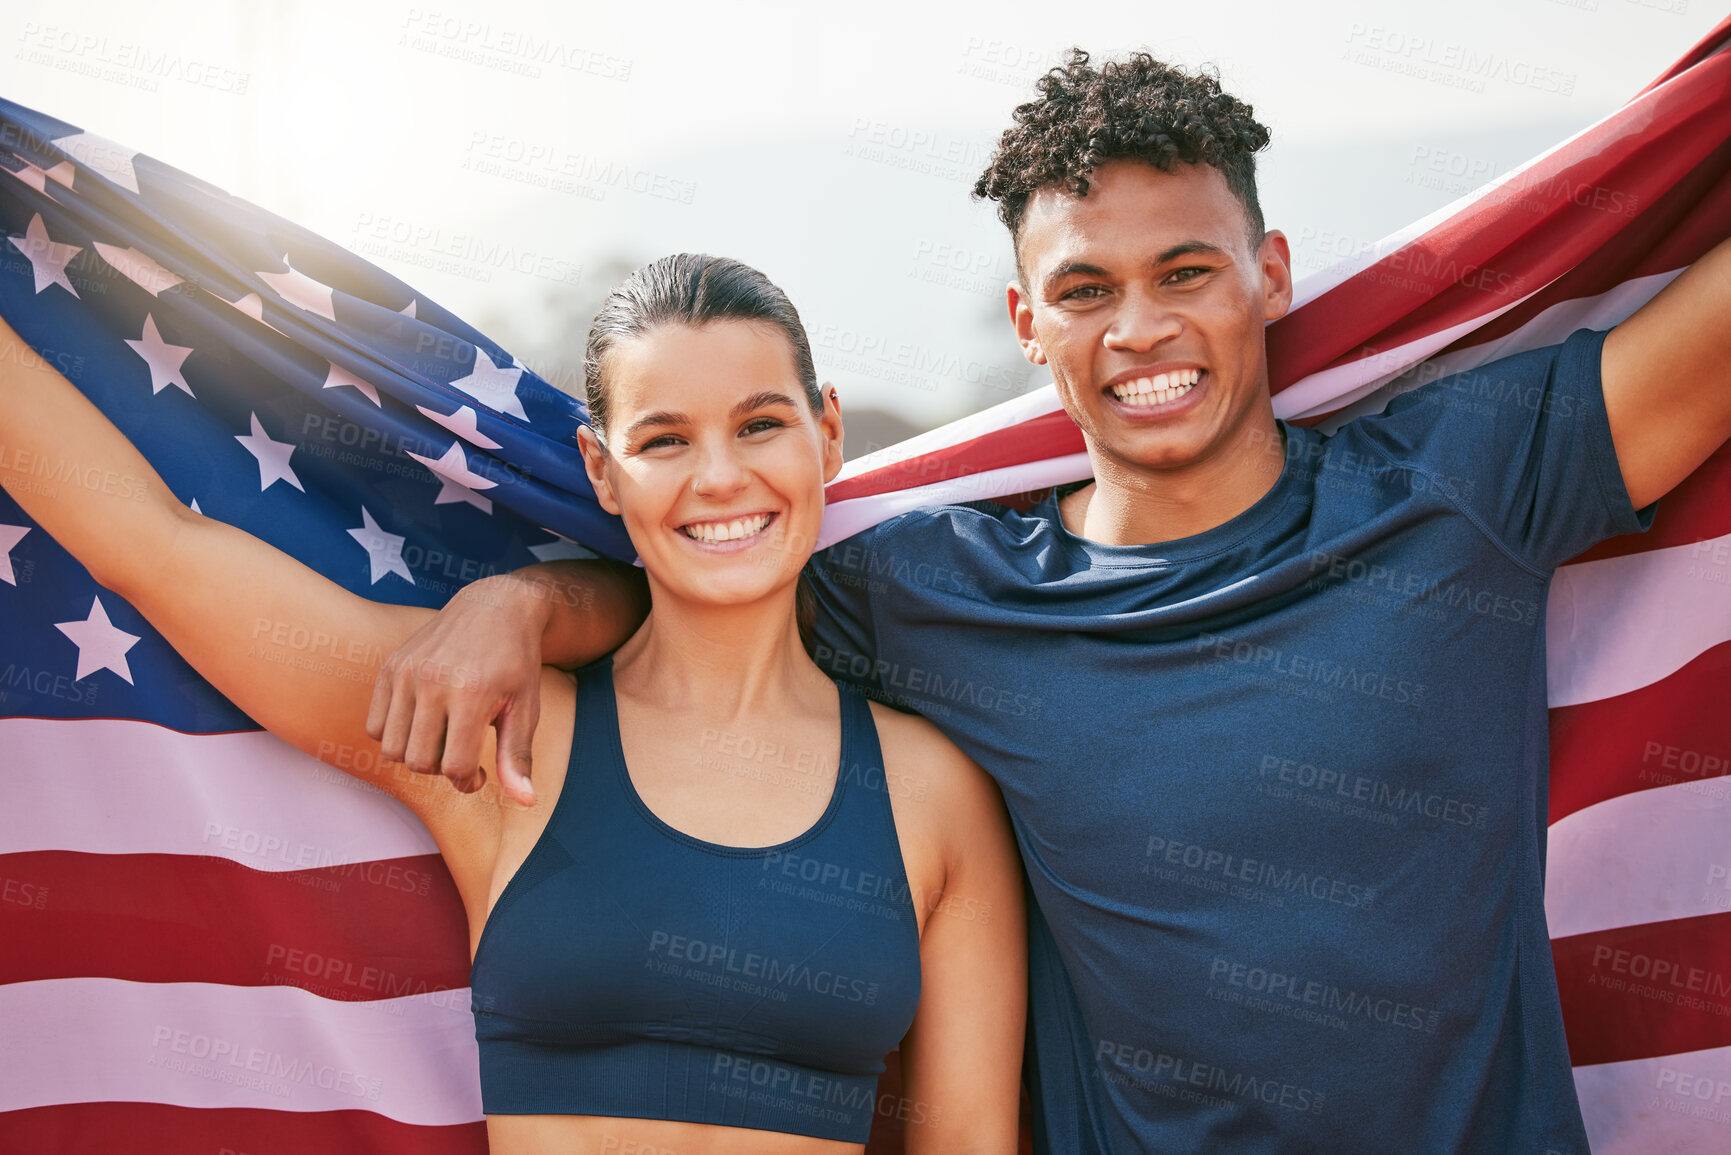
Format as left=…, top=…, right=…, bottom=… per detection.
left=189, top=498, right=203, bottom=515
left=124, top=314, right=195, bottom=396
left=416, top=403, right=502, bottom=449
left=234, top=412, right=304, bottom=492
left=448, top=346, right=528, bottom=420
left=8, top=213, right=81, bottom=297
left=223, top=291, right=287, bottom=336
left=93, top=242, right=184, bottom=296
left=9, top=159, right=75, bottom=198
left=257, top=259, right=337, bottom=320
left=400, top=299, right=417, bottom=319
left=55, top=595, right=143, bottom=683
left=0, top=524, right=29, bottom=585
left=528, top=532, right=594, bottom=562
left=324, top=362, right=380, bottom=406
left=347, top=507, right=415, bottom=585
left=406, top=441, right=497, bottom=513
left=51, top=132, right=141, bottom=193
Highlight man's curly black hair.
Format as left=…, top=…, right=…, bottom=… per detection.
left=974, top=49, right=1272, bottom=258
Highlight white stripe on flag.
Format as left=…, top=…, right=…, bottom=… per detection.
left=1575, top=1044, right=1731, bottom=1154
left=0, top=717, right=437, bottom=868
left=1545, top=776, right=1731, bottom=939
left=0, top=976, right=482, bottom=1123
left=820, top=453, right=1093, bottom=548
left=1270, top=288, right=1542, bottom=422
left=1546, top=532, right=1731, bottom=709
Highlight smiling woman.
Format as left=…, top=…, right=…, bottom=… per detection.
left=575, top=257, right=834, bottom=621
left=0, top=243, right=1027, bottom=1153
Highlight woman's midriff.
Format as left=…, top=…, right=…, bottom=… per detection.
left=485, top=1113, right=868, bottom=1155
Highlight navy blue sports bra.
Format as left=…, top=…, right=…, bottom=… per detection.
left=470, top=657, right=922, bottom=1143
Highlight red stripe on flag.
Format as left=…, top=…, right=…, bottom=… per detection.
left=1570, top=440, right=1731, bottom=565
left=0, top=1102, right=487, bottom=1155
left=1362, top=135, right=1731, bottom=368
left=1548, top=642, right=1731, bottom=825
left=826, top=408, right=1084, bottom=503
left=1267, top=51, right=1731, bottom=390
left=1437, top=139, right=1731, bottom=362
left=1552, top=911, right=1731, bottom=1067
left=0, top=851, right=469, bottom=996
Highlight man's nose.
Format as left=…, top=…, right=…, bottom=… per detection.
left=1104, top=290, right=1182, bottom=353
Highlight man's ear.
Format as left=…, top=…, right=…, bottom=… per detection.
left=1259, top=229, right=1294, bottom=324
left=1007, top=281, right=1046, bottom=365
left=819, top=383, right=845, bottom=484
left=577, top=425, right=622, bottom=516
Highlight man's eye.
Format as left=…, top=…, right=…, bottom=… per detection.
left=1167, top=266, right=1211, bottom=283
left=1060, top=285, right=1107, bottom=301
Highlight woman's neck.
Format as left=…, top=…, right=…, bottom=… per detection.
left=611, top=585, right=830, bottom=719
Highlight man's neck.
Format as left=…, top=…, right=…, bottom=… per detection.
left=1061, top=415, right=1287, bottom=547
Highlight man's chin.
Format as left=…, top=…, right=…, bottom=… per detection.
left=1089, top=428, right=1218, bottom=474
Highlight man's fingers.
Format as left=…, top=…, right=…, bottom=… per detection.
left=440, top=707, right=489, bottom=789
left=374, top=663, right=421, bottom=763
left=365, top=665, right=394, bottom=742
left=494, top=691, right=539, bottom=808
left=400, top=701, right=449, bottom=779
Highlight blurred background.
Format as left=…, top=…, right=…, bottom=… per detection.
left=5, top=0, right=1717, bottom=456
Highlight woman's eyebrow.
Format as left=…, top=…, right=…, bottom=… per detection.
left=622, top=392, right=799, bottom=439
left=623, top=409, right=688, bottom=439
left=731, top=391, right=801, bottom=416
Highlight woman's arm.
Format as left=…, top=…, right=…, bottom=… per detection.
left=0, top=312, right=521, bottom=884
left=875, top=707, right=1028, bottom=1154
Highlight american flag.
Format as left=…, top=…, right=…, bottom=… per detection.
left=1, top=16, right=1728, bottom=1152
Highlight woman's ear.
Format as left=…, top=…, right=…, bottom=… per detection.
left=577, top=424, right=622, bottom=516
left=819, top=383, right=845, bottom=483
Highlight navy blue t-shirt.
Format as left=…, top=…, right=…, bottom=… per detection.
left=806, top=329, right=1651, bottom=1153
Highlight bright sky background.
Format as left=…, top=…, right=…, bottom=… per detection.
left=6, top=0, right=1719, bottom=438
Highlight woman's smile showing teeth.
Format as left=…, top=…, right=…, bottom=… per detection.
left=1109, top=368, right=1203, bottom=407
left=679, top=511, right=777, bottom=545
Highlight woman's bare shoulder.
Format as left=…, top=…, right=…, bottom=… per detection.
left=865, top=698, right=1000, bottom=814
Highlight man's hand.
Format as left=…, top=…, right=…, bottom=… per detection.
left=365, top=561, right=649, bottom=806
left=366, top=573, right=550, bottom=804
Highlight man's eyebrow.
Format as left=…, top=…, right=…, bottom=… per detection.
left=1153, top=240, right=1228, bottom=265
left=1043, top=242, right=1227, bottom=292
left=1044, top=259, right=1111, bottom=290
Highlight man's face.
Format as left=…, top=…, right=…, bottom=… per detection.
left=1009, top=160, right=1293, bottom=475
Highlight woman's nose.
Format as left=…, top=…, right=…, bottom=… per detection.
left=690, top=438, right=751, bottom=498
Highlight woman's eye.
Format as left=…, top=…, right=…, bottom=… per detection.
left=640, top=435, right=683, bottom=450
left=741, top=417, right=785, bottom=435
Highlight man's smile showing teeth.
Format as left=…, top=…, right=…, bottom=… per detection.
left=1110, top=368, right=1202, bottom=407
left=679, top=511, right=776, bottom=544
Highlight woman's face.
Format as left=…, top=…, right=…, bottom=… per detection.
left=578, top=320, right=844, bottom=609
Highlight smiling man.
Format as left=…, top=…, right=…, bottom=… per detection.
left=368, top=51, right=1731, bottom=1152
